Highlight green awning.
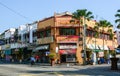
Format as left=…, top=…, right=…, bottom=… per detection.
left=93, top=49, right=103, bottom=52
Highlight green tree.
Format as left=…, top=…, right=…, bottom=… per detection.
left=107, top=24, right=113, bottom=40
left=97, top=20, right=112, bottom=49
left=72, top=9, right=94, bottom=64
left=72, top=9, right=94, bottom=25
left=93, top=25, right=99, bottom=50
left=115, top=9, right=120, bottom=28
left=93, top=25, right=99, bottom=38
left=97, top=20, right=112, bottom=60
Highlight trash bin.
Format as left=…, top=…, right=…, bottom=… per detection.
left=110, top=58, right=119, bottom=70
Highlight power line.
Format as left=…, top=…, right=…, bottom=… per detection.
left=0, top=1, right=32, bottom=21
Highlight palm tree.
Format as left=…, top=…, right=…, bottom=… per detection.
left=107, top=27, right=115, bottom=57
left=93, top=25, right=99, bottom=49
left=97, top=20, right=112, bottom=60
left=72, top=9, right=94, bottom=25
left=97, top=20, right=111, bottom=48
left=115, top=9, right=120, bottom=28
left=72, top=9, right=94, bottom=64
left=107, top=24, right=113, bottom=40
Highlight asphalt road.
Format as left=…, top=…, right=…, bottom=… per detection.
left=0, top=63, right=120, bottom=76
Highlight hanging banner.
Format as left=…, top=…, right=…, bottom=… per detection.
left=116, top=31, right=120, bottom=45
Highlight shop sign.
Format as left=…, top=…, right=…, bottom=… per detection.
left=5, top=44, right=10, bottom=48
left=35, top=45, right=49, bottom=51
left=59, top=49, right=76, bottom=54
left=45, top=51, right=50, bottom=56
left=57, top=36, right=79, bottom=43
left=56, top=47, right=58, bottom=53
left=98, top=52, right=104, bottom=57
left=116, top=31, right=120, bottom=45
left=15, top=48, right=19, bottom=51
left=66, top=58, right=76, bottom=62
left=59, top=45, right=77, bottom=49
left=0, top=46, right=1, bottom=50
left=37, top=36, right=53, bottom=44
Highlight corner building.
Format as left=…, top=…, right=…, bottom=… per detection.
left=36, top=12, right=117, bottom=64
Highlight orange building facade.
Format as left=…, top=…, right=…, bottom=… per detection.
left=36, top=12, right=118, bottom=64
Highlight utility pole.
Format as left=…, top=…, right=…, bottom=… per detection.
left=83, top=17, right=87, bottom=65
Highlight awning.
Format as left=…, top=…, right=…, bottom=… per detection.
left=99, top=45, right=109, bottom=50
left=59, top=49, right=76, bottom=54
left=108, top=46, right=114, bottom=50
left=92, top=44, right=99, bottom=49
left=33, top=45, right=49, bottom=52
left=93, top=49, right=103, bottom=52
left=86, top=44, right=94, bottom=49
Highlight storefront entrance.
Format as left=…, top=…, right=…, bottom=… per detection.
left=33, top=44, right=50, bottom=63
left=33, top=50, right=49, bottom=63
left=60, top=54, right=76, bottom=63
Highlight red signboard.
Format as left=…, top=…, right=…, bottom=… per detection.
left=59, top=49, right=76, bottom=54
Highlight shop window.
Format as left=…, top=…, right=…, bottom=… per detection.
left=39, top=29, right=51, bottom=38
left=66, top=54, right=76, bottom=62
left=100, top=33, right=104, bottom=39
left=86, top=30, right=93, bottom=37
left=46, top=29, right=51, bottom=37
left=39, top=31, right=44, bottom=38
left=59, top=28, right=76, bottom=35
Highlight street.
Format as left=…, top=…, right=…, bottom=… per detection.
left=0, top=63, right=120, bottom=76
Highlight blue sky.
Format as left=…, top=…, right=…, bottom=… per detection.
left=0, top=0, right=120, bottom=33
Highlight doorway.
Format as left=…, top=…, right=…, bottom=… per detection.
left=60, top=54, right=66, bottom=63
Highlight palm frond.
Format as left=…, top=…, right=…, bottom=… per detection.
left=115, top=19, right=120, bottom=23
left=117, top=9, right=120, bottom=12
left=117, top=24, right=120, bottom=29
left=98, top=20, right=111, bottom=29
left=115, top=14, right=120, bottom=17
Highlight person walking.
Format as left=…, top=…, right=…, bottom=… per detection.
left=30, top=56, right=36, bottom=66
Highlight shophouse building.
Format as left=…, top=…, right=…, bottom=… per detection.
left=0, top=32, right=5, bottom=58
left=35, top=12, right=118, bottom=64
left=0, top=21, right=38, bottom=62
left=17, top=21, right=38, bottom=60
left=0, top=28, right=16, bottom=61
left=0, top=12, right=118, bottom=64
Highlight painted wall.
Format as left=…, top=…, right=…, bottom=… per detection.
left=38, top=18, right=54, bottom=29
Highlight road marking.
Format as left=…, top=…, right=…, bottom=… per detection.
left=19, top=74, right=36, bottom=76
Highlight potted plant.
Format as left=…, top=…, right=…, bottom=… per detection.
left=48, top=53, right=56, bottom=66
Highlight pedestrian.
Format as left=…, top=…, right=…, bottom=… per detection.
left=30, top=56, right=36, bottom=66
left=35, top=55, right=40, bottom=63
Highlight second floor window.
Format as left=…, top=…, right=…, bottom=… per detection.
left=39, top=31, right=44, bottom=38
left=39, top=29, right=51, bottom=38
left=46, top=29, right=51, bottom=37
left=86, top=30, right=93, bottom=37
left=59, top=28, right=76, bottom=35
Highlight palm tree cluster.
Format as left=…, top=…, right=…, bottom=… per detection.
left=72, top=9, right=114, bottom=39
left=72, top=9, right=113, bottom=38
left=72, top=9, right=94, bottom=25
left=72, top=9, right=115, bottom=63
